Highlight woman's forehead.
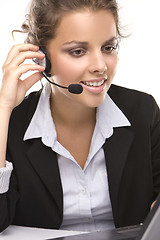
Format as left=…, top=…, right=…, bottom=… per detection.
left=52, top=10, right=117, bottom=45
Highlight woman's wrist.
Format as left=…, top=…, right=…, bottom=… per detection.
left=0, top=104, right=13, bottom=116
left=0, top=108, right=12, bottom=168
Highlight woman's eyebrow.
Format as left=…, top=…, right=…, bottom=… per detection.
left=62, top=37, right=118, bottom=46
left=62, top=41, right=88, bottom=46
left=103, top=37, right=118, bottom=45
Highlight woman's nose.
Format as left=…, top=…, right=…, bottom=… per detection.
left=88, top=51, right=107, bottom=74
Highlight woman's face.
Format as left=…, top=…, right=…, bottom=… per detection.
left=47, top=10, right=118, bottom=108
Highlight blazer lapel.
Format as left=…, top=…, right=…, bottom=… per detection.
left=26, top=138, right=63, bottom=214
left=103, top=127, right=134, bottom=217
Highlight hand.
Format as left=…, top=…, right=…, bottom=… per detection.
left=0, top=43, right=45, bottom=112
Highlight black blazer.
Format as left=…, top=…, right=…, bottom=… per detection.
left=0, top=84, right=160, bottom=232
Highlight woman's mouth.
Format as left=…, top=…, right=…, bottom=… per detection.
left=80, top=77, right=107, bottom=94
left=81, top=79, right=105, bottom=87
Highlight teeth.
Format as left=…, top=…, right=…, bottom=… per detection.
left=83, top=79, right=105, bottom=87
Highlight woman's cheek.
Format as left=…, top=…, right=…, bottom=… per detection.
left=108, top=55, right=118, bottom=78
left=52, top=56, right=86, bottom=79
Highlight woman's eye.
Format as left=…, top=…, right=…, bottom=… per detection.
left=69, top=49, right=86, bottom=57
left=103, top=45, right=117, bottom=54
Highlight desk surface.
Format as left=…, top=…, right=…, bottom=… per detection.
left=0, top=225, right=84, bottom=240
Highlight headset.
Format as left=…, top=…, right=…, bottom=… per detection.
left=33, top=48, right=83, bottom=94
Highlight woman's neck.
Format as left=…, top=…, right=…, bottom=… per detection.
left=50, top=93, right=96, bottom=129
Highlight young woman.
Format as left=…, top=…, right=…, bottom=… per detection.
left=0, top=0, right=160, bottom=233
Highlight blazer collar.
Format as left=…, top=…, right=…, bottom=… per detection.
left=26, top=138, right=63, bottom=215
left=103, top=126, right=134, bottom=222
left=24, top=84, right=131, bottom=147
left=20, top=89, right=63, bottom=215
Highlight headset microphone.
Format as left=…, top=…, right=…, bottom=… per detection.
left=41, top=72, right=83, bottom=94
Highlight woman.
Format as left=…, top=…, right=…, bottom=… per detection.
left=0, top=0, right=160, bottom=233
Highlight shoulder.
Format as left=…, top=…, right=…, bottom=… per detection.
left=108, top=84, right=160, bottom=124
left=108, top=84, right=153, bottom=102
left=12, top=89, right=41, bottom=118
left=9, top=89, right=42, bottom=133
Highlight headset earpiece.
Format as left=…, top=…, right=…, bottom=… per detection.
left=33, top=48, right=51, bottom=77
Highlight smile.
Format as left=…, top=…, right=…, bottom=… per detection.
left=81, top=78, right=107, bottom=87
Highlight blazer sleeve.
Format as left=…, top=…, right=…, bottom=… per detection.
left=0, top=169, right=19, bottom=232
left=0, top=161, right=13, bottom=193
left=0, top=90, right=41, bottom=233
left=150, top=95, right=160, bottom=199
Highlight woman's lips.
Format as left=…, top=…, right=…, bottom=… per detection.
left=80, top=77, right=107, bottom=94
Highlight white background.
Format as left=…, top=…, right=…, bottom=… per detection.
left=0, top=0, right=160, bottom=105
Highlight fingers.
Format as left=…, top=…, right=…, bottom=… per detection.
left=0, top=43, right=46, bottom=110
left=3, top=43, right=40, bottom=67
left=2, top=43, right=45, bottom=83
left=3, top=49, right=45, bottom=76
left=3, top=61, right=45, bottom=82
left=17, top=63, right=45, bottom=76
left=23, top=72, right=43, bottom=92
left=5, top=51, right=45, bottom=69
